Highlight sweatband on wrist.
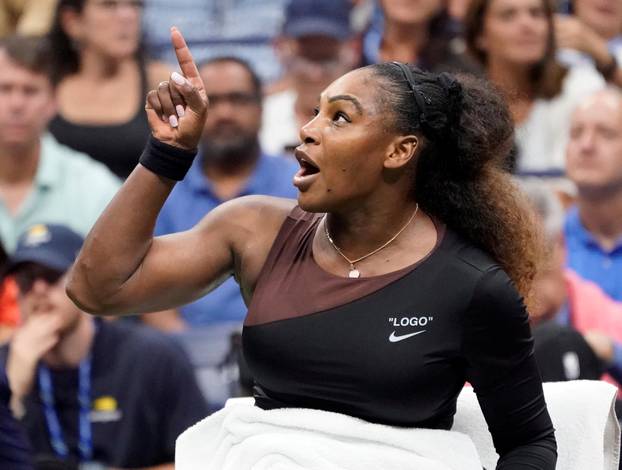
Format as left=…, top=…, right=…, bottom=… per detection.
left=139, top=135, right=197, bottom=181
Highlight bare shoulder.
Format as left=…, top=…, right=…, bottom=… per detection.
left=225, top=194, right=297, bottom=218
left=195, top=196, right=298, bottom=292
left=194, top=195, right=297, bottom=243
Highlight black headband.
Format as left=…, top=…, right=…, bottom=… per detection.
left=391, top=62, right=464, bottom=141
left=391, top=61, right=430, bottom=125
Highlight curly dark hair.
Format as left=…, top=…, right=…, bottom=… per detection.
left=369, top=63, right=544, bottom=301
left=47, top=0, right=145, bottom=83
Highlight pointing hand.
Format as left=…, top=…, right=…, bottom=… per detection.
left=145, top=27, right=208, bottom=150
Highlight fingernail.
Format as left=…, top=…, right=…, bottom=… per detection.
left=171, top=72, right=186, bottom=86
left=169, top=115, right=178, bottom=128
left=176, top=105, right=185, bottom=117
left=161, top=115, right=167, bottom=122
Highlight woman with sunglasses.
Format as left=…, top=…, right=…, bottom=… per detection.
left=46, top=0, right=170, bottom=179
left=68, top=29, right=557, bottom=468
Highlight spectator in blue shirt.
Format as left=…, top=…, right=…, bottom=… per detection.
left=260, top=0, right=357, bottom=157
left=145, top=57, right=298, bottom=332
left=564, top=88, right=622, bottom=301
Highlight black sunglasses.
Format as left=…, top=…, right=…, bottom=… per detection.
left=13, top=265, right=64, bottom=294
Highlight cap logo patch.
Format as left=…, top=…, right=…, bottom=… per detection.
left=93, top=396, right=117, bottom=412
left=23, top=224, right=51, bottom=247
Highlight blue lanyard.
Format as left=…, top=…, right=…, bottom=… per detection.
left=38, top=354, right=93, bottom=461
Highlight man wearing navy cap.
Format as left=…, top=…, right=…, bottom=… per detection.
left=1, top=224, right=207, bottom=469
left=260, top=0, right=358, bottom=156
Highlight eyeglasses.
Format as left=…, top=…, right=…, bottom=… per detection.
left=90, top=0, right=145, bottom=10
left=207, top=92, right=260, bottom=108
left=13, top=265, right=65, bottom=294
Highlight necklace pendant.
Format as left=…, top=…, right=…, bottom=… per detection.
left=348, top=268, right=360, bottom=278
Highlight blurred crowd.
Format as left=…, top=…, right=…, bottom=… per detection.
left=0, top=0, right=621, bottom=468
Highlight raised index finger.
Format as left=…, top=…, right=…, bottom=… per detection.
left=171, top=27, right=201, bottom=83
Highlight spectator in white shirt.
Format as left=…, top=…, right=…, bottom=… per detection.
left=465, top=0, right=605, bottom=174
left=260, top=0, right=357, bottom=156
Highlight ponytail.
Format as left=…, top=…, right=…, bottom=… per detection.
left=371, top=64, right=545, bottom=302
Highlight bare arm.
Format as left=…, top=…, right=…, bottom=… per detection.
left=554, top=14, right=622, bottom=87
left=66, top=29, right=246, bottom=315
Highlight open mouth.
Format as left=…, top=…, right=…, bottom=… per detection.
left=294, top=148, right=320, bottom=176
left=293, top=149, right=320, bottom=190
left=298, top=158, right=320, bottom=176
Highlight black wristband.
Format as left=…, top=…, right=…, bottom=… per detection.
left=139, top=135, right=197, bottom=181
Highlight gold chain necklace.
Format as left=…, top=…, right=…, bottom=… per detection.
left=323, top=204, right=419, bottom=278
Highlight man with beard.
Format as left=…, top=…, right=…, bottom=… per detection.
left=145, top=57, right=298, bottom=332
left=1, top=224, right=207, bottom=468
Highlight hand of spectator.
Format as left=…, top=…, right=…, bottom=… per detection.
left=145, top=27, right=208, bottom=151
left=554, top=15, right=610, bottom=64
left=6, top=315, right=62, bottom=400
left=583, top=330, right=614, bottom=364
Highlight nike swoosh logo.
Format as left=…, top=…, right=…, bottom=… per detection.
left=389, top=330, right=426, bottom=343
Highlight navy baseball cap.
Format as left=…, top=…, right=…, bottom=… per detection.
left=6, top=224, right=84, bottom=274
left=283, top=0, right=352, bottom=40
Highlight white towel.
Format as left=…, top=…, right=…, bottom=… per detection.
left=177, top=381, right=620, bottom=470
left=176, top=404, right=483, bottom=470
left=453, top=380, right=620, bottom=470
